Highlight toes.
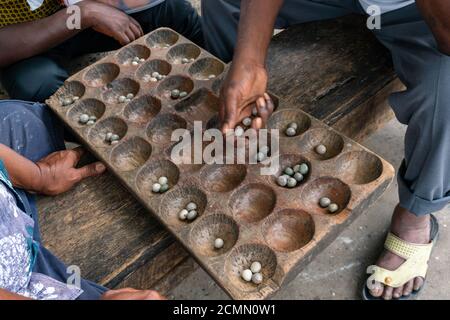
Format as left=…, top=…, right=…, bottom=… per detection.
left=383, top=286, right=393, bottom=300
left=413, top=277, right=425, bottom=292
left=402, top=280, right=414, bottom=297
left=392, top=286, right=403, bottom=299
left=369, top=281, right=384, bottom=297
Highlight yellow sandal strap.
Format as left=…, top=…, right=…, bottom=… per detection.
left=366, top=233, right=434, bottom=288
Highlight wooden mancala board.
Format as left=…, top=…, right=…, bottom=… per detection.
left=46, top=28, right=395, bottom=300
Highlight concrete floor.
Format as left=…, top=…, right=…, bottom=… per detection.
left=170, top=118, right=450, bottom=300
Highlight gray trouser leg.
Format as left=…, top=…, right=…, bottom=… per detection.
left=373, top=4, right=450, bottom=215
left=201, top=0, right=363, bottom=62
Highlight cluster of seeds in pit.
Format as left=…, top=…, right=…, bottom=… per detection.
left=315, top=144, right=327, bottom=155
left=178, top=202, right=198, bottom=221
left=319, top=197, right=339, bottom=213
left=152, top=176, right=170, bottom=194
left=61, top=95, right=80, bottom=106
left=214, top=238, right=224, bottom=249
left=118, top=93, right=135, bottom=103
left=285, top=122, right=299, bottom=137
left=131, top=56, right=146, bottom=66
left=241, top=261, right=263, bottom=285
left=255, top=145, right=270, bottom=163
left=143, top=71, right=167, bottom=83
left=105, top=132, right=120, bottom=145
left=181, top=57, right=195, bottom=64
left=171, top=89, right=188, bottom=99
left=79, top=114, right=97, bottom=126
left=277, top=162, right=309, bottom=188
left=155, top=43, right=171, bottom=49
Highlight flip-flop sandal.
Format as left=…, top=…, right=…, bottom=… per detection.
left=362, top=214, right=439, bottom=300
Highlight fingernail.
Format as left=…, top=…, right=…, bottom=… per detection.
left=96, top=163, right=106, bottom=172
left=264, top=93, right=271, bottom=101
left=258, top=97, right=266, bottom=108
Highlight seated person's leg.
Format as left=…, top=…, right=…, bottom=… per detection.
left=201, top=0, right=362, bottom=62
left=1, top=56, right=68, bottom=103
left=0, top=100, right=107, bottom=299
left=131, top=0, right=203, bottom=46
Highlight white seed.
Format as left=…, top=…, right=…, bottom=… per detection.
left=252, top=273, right=263, bottom=285
left=118, top=95, right=126, bottom=103
left=277, top=175, right=288, bottom=187
left=132, top=61, right=139, bottom=66
left=256, top=152, right=266, bottom=162
left=106, top=132, right=113, bottom=141
left=186, top=202, right=197, bottom=211
left=187, top=210, right=198, bottom=221
left=285, top=127, right=297, bottom=137
left=299, top=163, right=309, bottom=175
left=294, top=172, right=304, bottom=182
left=284, top=167, right=294, bottom=176
left=179, top=91, right=188, bottom=98
left=89, top=115, right=97, bottom=121
left=152, top=72, right=160, bottom=78
left=126, top=93, right=134, bottom=99
left=110, top=140, right=119, bottom=145
left=62, top=98, right=73, bottom=106
left=235, top=126, right=244, bottom=137
left=156, top=74, right=164, bottom=80
left=73, top=96, right=80, bottom=101
left=158, top=176, right=168, bottom=185
left=288, top=122, right=298, bottom=130
left=87, top=120, right=95, bottom=126
left=79, top=114, right=89, bottom=124
left=178, top=209, right=188, bottom=220
left=111, top=134, right=120, bottom=141
left=328, top=203, right=339, bottom=213
left=125, top=98, right=131, bottom=103
left=214, top=238, right=224, bottom=249
left=208, top=74, right=216, bottom=79
left=241, top=269, right=253, bottom=282
left=139, top=58, right=145, bottom=63
left=152, top=183, right=162, bottom=193
left=259, top=146, right=269, bottom=155
left=150, top=77, right=158, bottom=82
left=319, top=197, right=331, bottom=208
left=315, top=144, right=327, bottom=155
left=171, top=89, right=180, bottom=99
left=250, top=261, right=262, bottom=273
left=160, top=184, right=169, bottom=193
left=181, top=58, right=190, bottom=64
left=189, top=58, right=195, bottom=62
left=242, top=117, right=252, bottom=127
left=287, top=177, right=297, bottom=188
left=293, top=164, right=301, bottom=173
left=133, top=56, right=140, bottom=62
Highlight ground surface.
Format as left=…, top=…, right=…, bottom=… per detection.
left=170, top=118, right=450, bottom=300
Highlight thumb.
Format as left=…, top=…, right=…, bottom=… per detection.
left=75, top=162, right=106, bottom=180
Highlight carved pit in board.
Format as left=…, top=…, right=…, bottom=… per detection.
left=123, top=95, right=161, bottom=125
left=336, top=151, right=383, bottom=185
left=110, top=136, right=152, bottom=172
left=136, top=159, right=180, bottom=198
left=116, top=45, right=151, bottom=66
left=268, top=109, right=311, bottom=138
left=146, top=29, right=179, bottom=48
left=166, top=43, right=201, bottom=64
left=56, top=81, right=86, bottom=104
left=156, top=75, right=194, bottom=100
left=200, top=164, right=247, bottom=193
left=189, top=214, right=239, bottom=257
left=301, top=128, right=345, bottom=160
left=87, top=117, right=128, bottom=147
left=302, top=177, right=351, bottom=215
left=136, top=59, right=172, bottom=82
left=158, top=186, right=207, bottom=228
left=188, top=58, right=225, bottom=80
left=263, top=209, right=315, bottom=252
left=225, top=244, right=278, bottom=292
left=146, top=113, right=187, bottom=144
left=230, top=183, right=277, bottom=224
left=174, top=88, right=219, bottom=115
left=102, top=78, right=140, bottom=104
left=83, top=63, right=120, bottom=87
left=67, top=99, right=105, bottom=128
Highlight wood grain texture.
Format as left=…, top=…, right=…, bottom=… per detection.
left=38, top=16, right=400, bottom=296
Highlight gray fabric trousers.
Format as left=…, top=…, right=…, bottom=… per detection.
left=202, top=0, right=450, bottom=216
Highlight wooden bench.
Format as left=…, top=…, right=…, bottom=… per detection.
left=37, top=16, right=402, bottom=296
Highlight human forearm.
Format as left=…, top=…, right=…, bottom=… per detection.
left=233, top=0, right=284, bottom=65
left=0, top=144, right=42, bottom=192
left=417, top=0, right=450, bottom=55
left=0, top=2, right=100, bottom=67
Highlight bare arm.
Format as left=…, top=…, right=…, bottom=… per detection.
left=0, top=1, right=143, bottom=68
left=220, top=0, right=283, bottom=132
left=0, top=288, right=32, bottom=300
left=417, top=0, right=450, bottom=55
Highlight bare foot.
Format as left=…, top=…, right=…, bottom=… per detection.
left=368, top=205, right=430, bottom=300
